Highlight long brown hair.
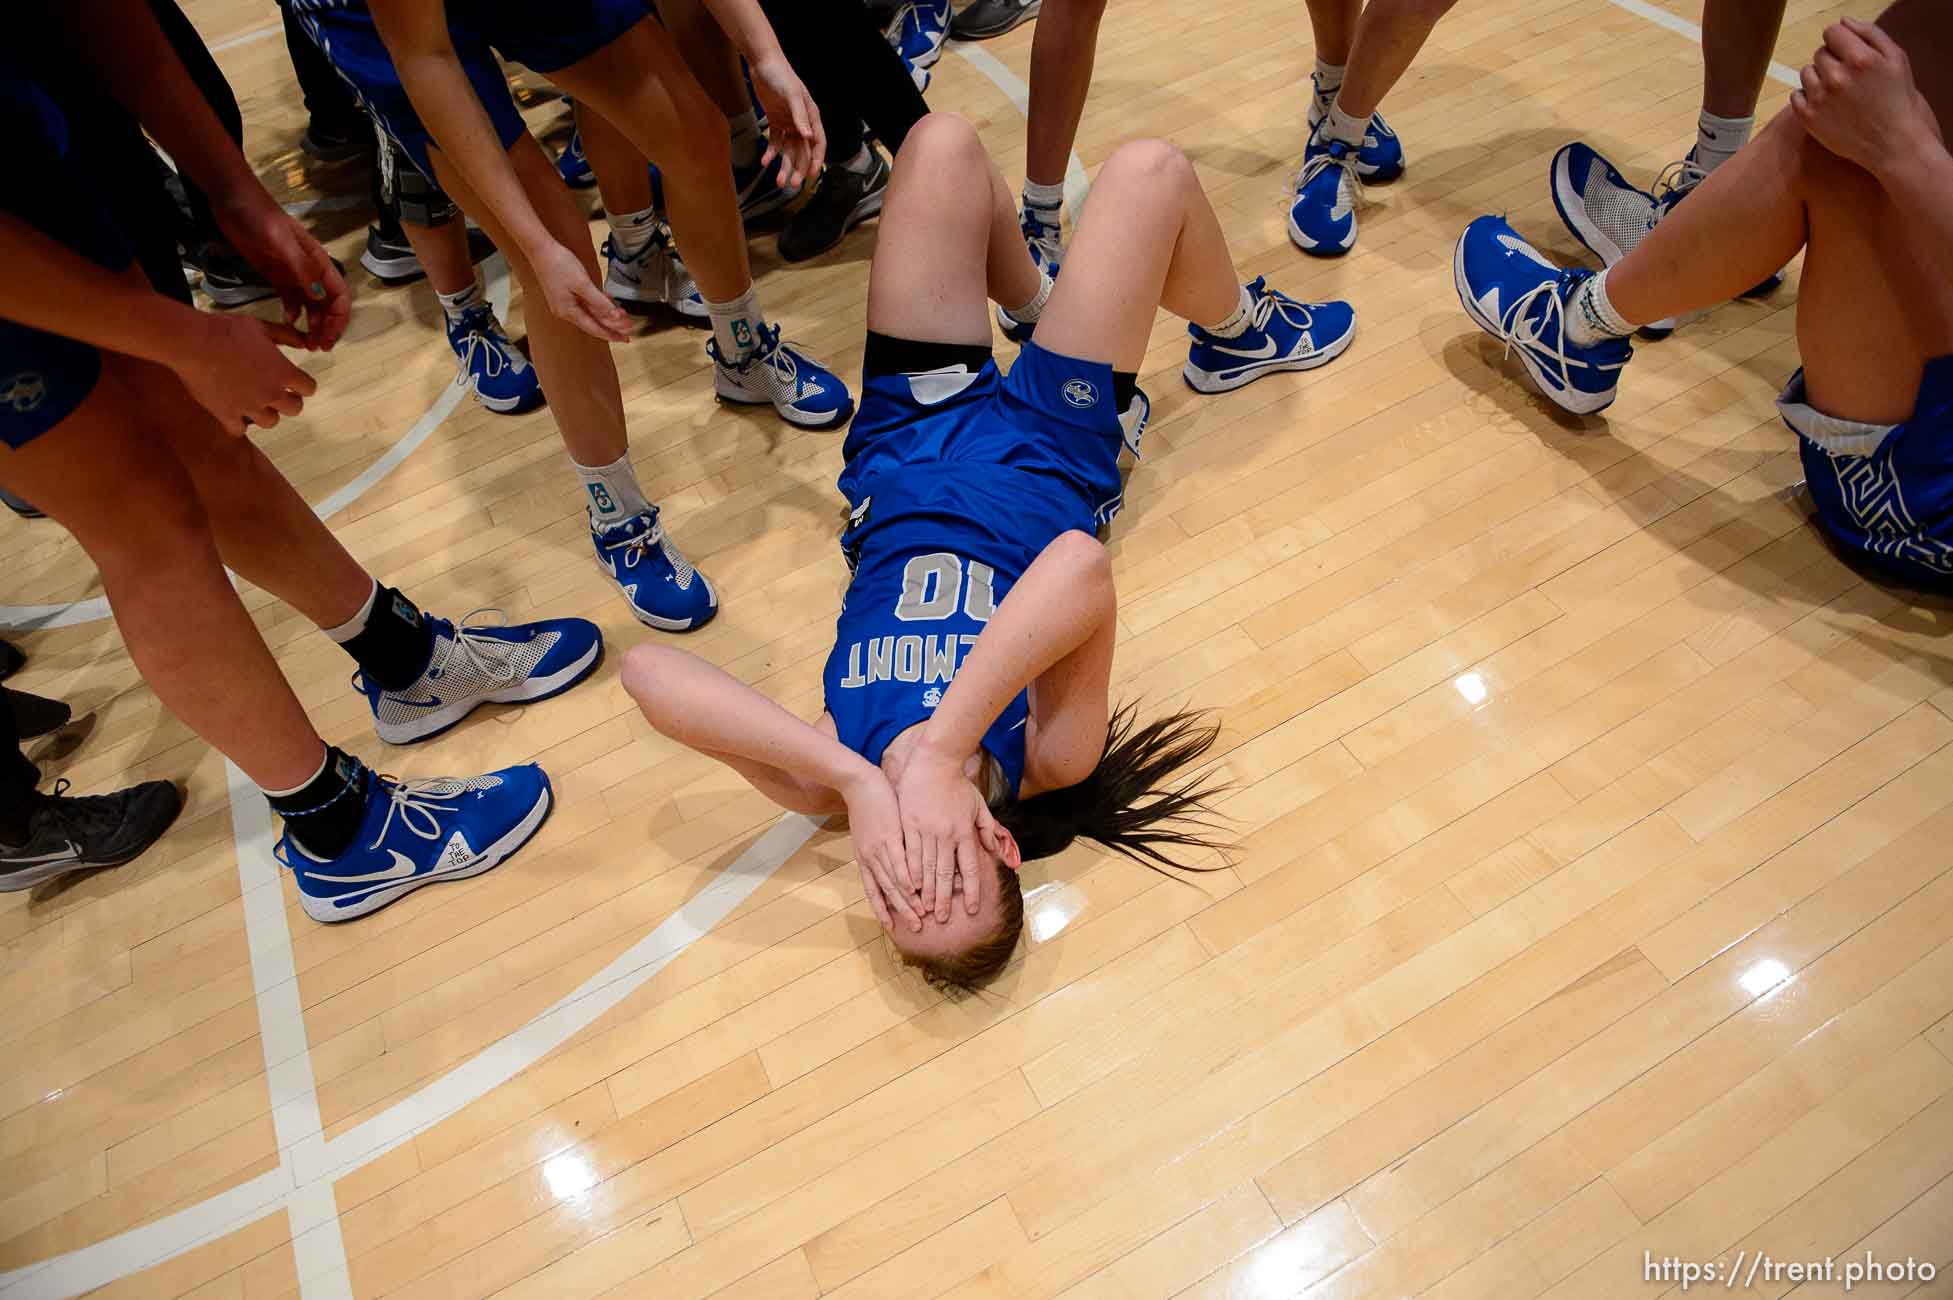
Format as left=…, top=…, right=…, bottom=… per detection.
left=905, top=703, right=1231, bottom=990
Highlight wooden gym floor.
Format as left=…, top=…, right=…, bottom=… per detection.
left=6, top=0, right=1952, bottom=1295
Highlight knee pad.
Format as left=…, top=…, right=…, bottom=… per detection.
left=376, top=125, right=459, bottom=228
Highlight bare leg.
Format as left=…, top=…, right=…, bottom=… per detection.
left=1025, top=0, right=1109, bottom=191
left=575, top=102, right=657, bottom=219
left=870, top=114, right=1041, bottom=346
left=656, top=0, right=748, bottom=118
left=1700, top=0, right=1788, bottom=119
left=1333, top=0, right=1460, bottom=120
left=1032, top=139, right=1242, bottom=369
left=1605, top=112, right=1953, bottom=425
left=398, top=215, right=478, bottom=297
left=429, top=135, right=630, bottom=467
left=1303, top=0, right=1365, bottom=67
left=549, top=19, right=752, bottom=302
left=0, top=361, right=326, bottom=790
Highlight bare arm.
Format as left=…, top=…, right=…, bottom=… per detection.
left=695, top=0, right=825, bottom=186
left=898, top=530, right=1117, bottom=918
left=51, top=0, right=348, bottom=348
left=0, top=216, right=318, bottom=434
left=620, top=645, right=921, bottom=930
left=365, top=0, right=633, bottom=342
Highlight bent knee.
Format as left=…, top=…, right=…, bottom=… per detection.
left=897, top=112, right=986, bottom=168
left=1103, top=137, right=1192, bottom=185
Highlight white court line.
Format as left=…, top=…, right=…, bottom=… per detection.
left=0, top=261, right=509, bottom=633
left=1603, top=0, right=1800, bottom=87
left=212, top=23, right=281, bottom=52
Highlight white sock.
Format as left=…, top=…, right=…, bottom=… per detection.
left=322, top=579, right=381, bottom=643
left=1003, top=270, right=1054, bottom=325
left=436, top=278, right=484, bottom=323
left=1322, top=100, right=1367, bottom=147
left=1565, top=269, right=1635, bottom=347
left=606, top=205, right=659, bottom=259
left=574, top=452, right=653, bottom=527
left=1202, top=283, right=1255, bottom=339
left=1311, top=58, right=1345, bottom=118
left=1022, top=177, right=1065, bottom=227
left=705, top=283, right=766, bottom=365
left=1694, top=110, right=1753, bottom=173
left=729, top=108, right=764, bottom=171
left=259, top=747, right=330, bottom=799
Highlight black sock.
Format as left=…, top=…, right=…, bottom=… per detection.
left=1114, top=370, right=1139, bottom=411
left=341, top=586, right=435, bottom=691
left=269, top=747, right=369, bottom=861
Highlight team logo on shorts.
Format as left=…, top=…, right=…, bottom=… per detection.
left=1061, top=377, right=1098, bottom=409
left=1, top=372, right=47, bottom=415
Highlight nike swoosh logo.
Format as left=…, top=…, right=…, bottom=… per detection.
left=613, top=268, right=641, bottom=285
left=1211, top=337, right=1279, bottom=361
left=3, top=839, right=81, bottom=866
left=391, top=693, right=445, bottom=709
left=304, top=849, right=419, bottom=885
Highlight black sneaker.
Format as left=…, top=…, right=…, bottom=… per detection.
left=7, top=689, right=71, bottom=739
left=777, top=146, right=891, bottom=263
left=185, top=243, right=278, bottom=307
left=0, top=641, right=23, bottom=681
left=0, top=778, right=182, bottom=891
left=301, top=122, right=374, bottom=164
left=0, top=487, right=43, bottom=519
left=950, top=0, right=1041, bottom=39
left=359, top=223, right=499, bottom=285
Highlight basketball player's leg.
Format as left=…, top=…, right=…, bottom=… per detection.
left=868, top=113, right=1041, bottom=347
left=1021, top=0, right=1109, bottom=262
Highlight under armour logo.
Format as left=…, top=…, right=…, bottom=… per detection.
left=1, top=373, right=47, bottom=414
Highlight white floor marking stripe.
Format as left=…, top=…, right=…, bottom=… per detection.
left=1603, top=0, right=1800, bottom=87
left=0, top=262, right=508, bottom=632
left=212, top=23, right=281, bottom=52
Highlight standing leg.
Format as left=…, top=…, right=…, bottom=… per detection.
left=1302, top=0, right=1367, bottom=127
left=1697, top=0, right=1789, bottom=165
left=1019, top=0, right=1109, bottom=272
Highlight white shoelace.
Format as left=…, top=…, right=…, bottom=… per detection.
left=452, top=322, right=518, bottom=386
left=1294, top=145, right=1365, bottom=210
left=1648, top=157, right=1709, bottom=226
left=1250, top=286, right=1315, bottom=338
left=602, top=514, right=696, bottom=586
left=435, top=607, right=526, bottom=691
left=370, top=776, right=463, bottom=850
left=1496, top=278, right=1581, bottom=393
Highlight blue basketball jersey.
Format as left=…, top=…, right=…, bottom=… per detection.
left=821, top=343, right=1127, bottom=796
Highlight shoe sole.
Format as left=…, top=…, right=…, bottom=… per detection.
left=1451, top=233, right=1616, bottom=417
left=0, top=788, right=183, bottom=891
left=1286, top=211, right=1355, bottom=257
left=459, top=373, right=547, bottom=416
left=361, top=248, right=426, bottom=284
left=200, top=281, right=279, bottom=308
left=1181, top=318, right=1358, bottom=394
left=299, top=781, right=552, bottom=923
left=714, top=386, right=857, bottom=430
left=375, top=640, right=604, bottom=745
left=906, top=39, right=946, bottom=69
left=779, top=186, right=888, bottom=264
left=607, top=278, right=711, bottom=322
left=951, top=0, right=1041, bottom=39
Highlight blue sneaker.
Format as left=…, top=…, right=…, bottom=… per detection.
left=1288, top=130, right=1362, bottom=256
left=1453, top=215, right=1633, bottom=416
left=557, top=128, right=595, bottom=189
left=278, top=759, right=553, bottom=922
left=592, top=508, right=718, bottom=632
left=1307, top=81, right=1404, bottom=182
left=1021, top=206, right=1063, bottom=277
left=888, top=0, right=951, bottom=71
left=736, top=154, right=795, bottom=224
left=710, top=323, right=856, bottom=429
left=446, top=304, right=544, bottom=414
left=357, top=611, right=604, bottom=744
left=1183, top=277, right=1358, bottom=393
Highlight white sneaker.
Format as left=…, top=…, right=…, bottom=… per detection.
left=604, top=224, right=706, bottom=319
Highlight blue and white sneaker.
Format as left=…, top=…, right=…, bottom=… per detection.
left=446, top=305, right=544, bottom=414
left=736, top=154, right=795, bottom=224
left=558, top=127, right=595, bottom=189
left=1306, top=81, right=1404, bottom=182
left=888, top=0, right=951, bottom=72
left=1184, top=277, right=1357, bottom=393
left=604, top=225, right=707, bottom=320
left=592, top=508, right=718, bottom=631
left=278, top=759, right=552, bottom=922
left=1551, top=143, right=1783, bottom=339
left=996, top=270, right=1053, bottom=344
left=1288, top=130, right=1362, bottom=256
left=1021, top=206, right=1064, bottom=277
left=1453, top=215, right=1633, bottom=416
left=357, top=611, right=604, bottom=744
left=710, top=323, right=856, bottom=429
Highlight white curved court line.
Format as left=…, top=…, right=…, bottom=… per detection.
left=0, top=262, right=509, bottom=632
left=1, top=43, right=1093, bottom=1299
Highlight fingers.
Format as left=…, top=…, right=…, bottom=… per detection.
left=1814, top=47, right=1847, bottom=93
left=1790, top=87, right=1812, bottom=122
left=860, top=862, right=893, bottom=931
left=935, top=833, right=964, bottom=922
left=569, top=282, right=634, bottom=344
left=959, top=834, right=982, bottom=915
left=258, top=318, right=312, bottom=350
left=879, top=852, right=923, bottom=931
left=903, top=829, right=923, bottom=894
left=269, top=388, right=305, bottom=419
left=253, top=405, right=283, bottom=430
left=918, top=833, right=940, bottom=915
left=1800, top=63, right=1825, bottom=109
left=1847, top=15, right=1901, bottom=60
left=276, top=352, right=319, bottom=399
